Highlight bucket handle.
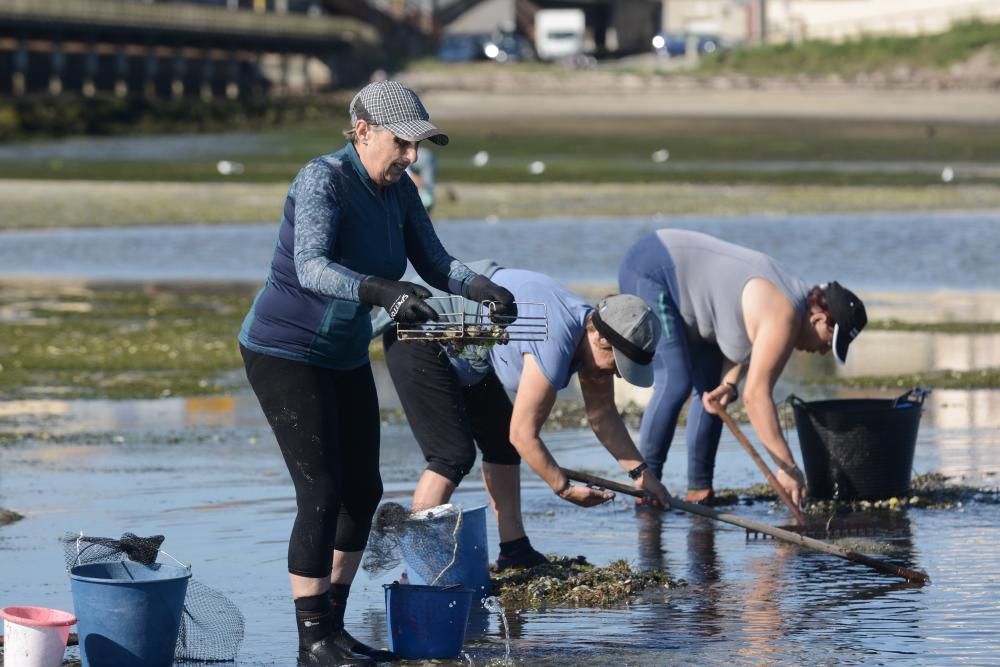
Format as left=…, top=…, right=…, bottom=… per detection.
left=786, top=394, right=807, bottom=409
left=893, top=387, right=931, bottom=408
left=70, top=532, right=191, bottom=572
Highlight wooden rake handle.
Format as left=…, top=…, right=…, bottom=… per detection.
left=559, top=467, right=930, bottom=584
left=716, top=408, right=808, bottom=527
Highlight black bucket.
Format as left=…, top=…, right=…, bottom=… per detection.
left=791, top=388, right=929, bottom=501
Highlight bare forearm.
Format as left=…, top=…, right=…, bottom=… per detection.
left=721, top=361, right=743, bottom=387
left=589, top=409, right=644, bottom=471
left=743, top=388, right=797, bottom=473
left=511, top=433, right=567, bottom=491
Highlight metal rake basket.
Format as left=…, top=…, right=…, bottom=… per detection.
left=396, top=296, right=547, bottom=347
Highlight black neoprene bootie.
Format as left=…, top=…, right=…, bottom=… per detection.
left=329, top=584, right=399, bottom=662
left=495, top=536, right=549, bottom=572
left=296, top=594, right=374, bottom=666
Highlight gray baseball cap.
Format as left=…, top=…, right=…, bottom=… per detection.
left=349, top=80, right=449, bottom=146
left=591, top=294, right=661, bottom=388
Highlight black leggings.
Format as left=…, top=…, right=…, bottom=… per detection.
left=240, top=345, right=383, bottom=579
left=383, top=330, right=519, bottom=485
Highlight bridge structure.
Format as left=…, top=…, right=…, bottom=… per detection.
left=0, top=0, right=381, bottom=99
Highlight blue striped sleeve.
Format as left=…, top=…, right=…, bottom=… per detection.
left=292, top=159, right=364, bottom=301
left=400, top=175, right=476, bottom=294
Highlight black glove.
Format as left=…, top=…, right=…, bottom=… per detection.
left=466, top=275, right=517, bottom=323
left=358, top=276, right=439, bottom=325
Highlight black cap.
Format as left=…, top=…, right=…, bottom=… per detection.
left=824, top=281, right=867, bottom=364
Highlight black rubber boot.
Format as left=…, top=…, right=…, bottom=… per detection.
left=298, top=635, right=375, bottom=666
left=329, top=584, right=399, bottom=662
left=296, top=594, right=374, bottom=666
left=325, top=628, right=398, bottom=663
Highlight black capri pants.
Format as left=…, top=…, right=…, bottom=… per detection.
left=240, top=345, right=383, bottom=579
left=383, top=330, right=520, bottom=485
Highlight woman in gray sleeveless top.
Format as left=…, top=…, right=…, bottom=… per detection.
left=618, top=230, right=867, bottom=506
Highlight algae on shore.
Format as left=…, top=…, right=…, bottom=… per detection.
left=0, top=284, right=996, bottom=400
left=491, top=556, right=677, bottom=609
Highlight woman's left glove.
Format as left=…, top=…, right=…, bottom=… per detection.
left=466, top=276, right=517, bottom=322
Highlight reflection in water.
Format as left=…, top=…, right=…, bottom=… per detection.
left=684, top=518, right=724, bottom=641
left=736, top=542, right=791, bottom=664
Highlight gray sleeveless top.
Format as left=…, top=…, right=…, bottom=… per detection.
left=656, top=229, right=810, bottom=363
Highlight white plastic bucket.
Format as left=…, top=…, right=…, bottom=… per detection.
left=1, top=606, right=77, bottom=667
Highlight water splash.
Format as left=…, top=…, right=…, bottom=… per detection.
left=482, top=595, right=512, bottom=666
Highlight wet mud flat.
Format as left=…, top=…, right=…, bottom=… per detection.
left=1, top=403, right=999, bottom=666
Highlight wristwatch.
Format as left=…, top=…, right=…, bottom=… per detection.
left=628, top=461, right=648, bottom=480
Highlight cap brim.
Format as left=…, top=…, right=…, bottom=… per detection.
left=613, top=347, right=654, bottom=388
left=384, top=119, right=449, bottom=146
left=832, top=322, right=851, bottom=365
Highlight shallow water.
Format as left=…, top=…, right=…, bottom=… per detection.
left=1, top=389, right=998, bottom=665
left=0, top=133, right=275, bottom=162
left=0, top=211, right=997, bottom=291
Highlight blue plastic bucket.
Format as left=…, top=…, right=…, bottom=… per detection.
left=69, top=560, right=191, bottom=667
left=429, top=504, right=491, bottom=598
left=384, top=583, right=473, bottom=659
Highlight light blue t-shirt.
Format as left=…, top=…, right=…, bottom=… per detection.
left=486, top=269, right=592, bottom=393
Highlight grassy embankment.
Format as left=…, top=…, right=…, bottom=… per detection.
left=695, top=18, right=1000, bottom=79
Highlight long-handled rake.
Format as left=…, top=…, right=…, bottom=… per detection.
left=560, top=467, right=930, bottom=584
left=716, top=407, right=808, bottom=527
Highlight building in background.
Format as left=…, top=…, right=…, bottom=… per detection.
left=661, top=0, right=1000, bottom=46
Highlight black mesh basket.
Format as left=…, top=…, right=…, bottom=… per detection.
left=791, top=388, right=929, bottom=501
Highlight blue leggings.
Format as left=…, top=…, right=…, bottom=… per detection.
left=618, top=233, right=724, bottom=490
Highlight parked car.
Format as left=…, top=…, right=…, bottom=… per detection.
left=652, top=31, right=724, bottom=58
left=438, top=33, right=491, bottom=63
left=482, top=32, right=534, bottom=63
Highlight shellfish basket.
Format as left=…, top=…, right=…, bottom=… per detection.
left=396, top=297, right=547, bottom=346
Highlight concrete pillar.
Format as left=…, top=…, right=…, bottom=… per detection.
left=275, top=0, right=288, bottom=15
left=301, top=54, right=311, bottom=94
left=660, top=0, right=669, bottom=33
left=49, top=42, right=65, bottom=95
left=225, top=52, right=240, bottom=100
left=200, top=56, right=214, bottom=102
left=83, top=43, right=98, bottom=97
left=172, top=51, right=186, bottom=98
left=251, top=51, right=264, bottom=98
left=144, top=47, right=158, bottom=98
left=12, top=40, right=27, bottom=96
left=114, top=47, right=129, bottom=97
left=226, top=0, right=238, bottom=9
left=280, top=52, right=290, bottom=95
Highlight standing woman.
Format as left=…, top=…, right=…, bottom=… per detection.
left=238, top=81, right=514, bottom=667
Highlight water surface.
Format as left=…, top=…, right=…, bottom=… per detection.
left=0, top=211, right=997, bottom=291
left=1, top=389, right=998, bottom=665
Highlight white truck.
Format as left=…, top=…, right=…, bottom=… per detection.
left=533, top=8, right=586, bottom=61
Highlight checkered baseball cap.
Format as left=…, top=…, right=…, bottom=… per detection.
left=349, top=80, right=448, bottom=146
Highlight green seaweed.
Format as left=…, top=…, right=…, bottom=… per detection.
left=490, top=556, right=678, bottom=608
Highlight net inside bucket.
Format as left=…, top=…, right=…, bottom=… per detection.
left=363, top=502, right=463, bottom=585
left=62, top=532, right=245, bottom=662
